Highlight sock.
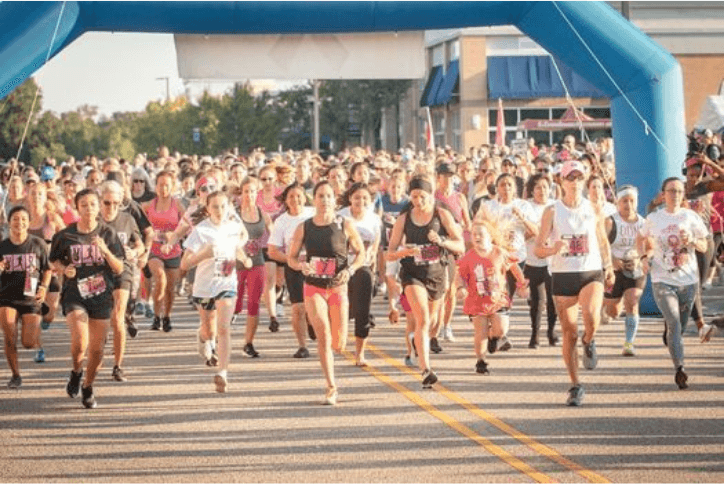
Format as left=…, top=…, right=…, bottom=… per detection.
left=625, top=313, right=639, bottom=344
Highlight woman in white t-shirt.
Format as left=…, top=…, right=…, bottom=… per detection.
left=640, top=177, right=708, bottom=390
left=181, top=191, right=248, bottom=393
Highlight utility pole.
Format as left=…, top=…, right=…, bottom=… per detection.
left=156, top=77, right=170, bottom=102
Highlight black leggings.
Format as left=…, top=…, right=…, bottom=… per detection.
left=524, top=264, right=557, bottom=334
left=349, top=266, right=374, bottom=339
left=691, top=236, right=714, bottom=322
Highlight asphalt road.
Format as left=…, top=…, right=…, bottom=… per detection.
left=1, top=288, right=723, bottom=483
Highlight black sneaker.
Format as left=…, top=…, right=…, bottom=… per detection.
left=548, top=332, right=559, bottom=346
left=81, top=386, right=97, bottom=409
left=430, top=337, right=443, bottom=354
left=243, top=342, right=260, bottom=358
left=675, top=366, right=688, bottom=390
left=112, top=365, right=127, bottom=382
left=126, top=314, right=138, bottom=338
left=487, top=337, right=500, bottom=354
left=293, top=347, right=310, bottom=359
left=150, top=316, right=161, bottom=331
left=269, top=317, right=280, bottom=333
left=475, top=359, right=490, bottom=375
left=162, top=316, right=172, bottom=333
left=307, top=323, right=316, bottom=341
left=206, top=349, right=219, bottom=367
left=66, top=369, right=83, bottom=398
left=422, top=369, right=438, bottom=389
left=7, top=374, right=22, bottom=389
left=499, top=336, right=512, bottom=352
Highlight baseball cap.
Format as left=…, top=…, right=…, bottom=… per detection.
left=560, top=160, right=586, bottom=178
left=40, top=166, right=56, bottom=181
left=436, top=163, right=455, bottom=176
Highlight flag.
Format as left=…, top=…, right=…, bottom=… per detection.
left=495, top=97, right=505, bottom=147
left=425, top=106, right=435, bottom=152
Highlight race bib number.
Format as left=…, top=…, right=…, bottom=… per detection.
left=78, top=273, right=106, bottom=299
left=414, top=244, right=441, bottom=265
left=561, top=234, right=589, bottom=257
left=24, top=275, right=38, bottom=297
left=245, top=239, right=260, bottom=257
left=214, top=258, right=235, bottom=278
left=309, top=257, right=336, bottom=278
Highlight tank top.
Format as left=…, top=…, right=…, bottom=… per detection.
left=146, top=197, right=183, bottom=259
left=400, top=205, right=447, bottom=279
left=29, top=214, right=54, bottom=244
left=549, top=198, right=602, bottom=273
left=609, top=211, right=645, bottom=260
left=242, top=207, right=267, bottom=268
left=302, top=215, right=348, bottom=288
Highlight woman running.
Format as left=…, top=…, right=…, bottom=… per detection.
left=386, top=175, right=464, bottom=389
left=0, top=206, right=52, bottom=389
left=267, top=182, right=315, bottom=358
left=380, top=171, right=409, bottom=324
left=535, top=160, right=614, bottom=406
left=181, top=190, right=248, bottom=392
left=236, top=177, right=273, bottom=358
left=338, top=182, right=382, bottom=366
left=50, top=189, right=125, bottom=409
left=640, top=177, right=708, bottom=389
left=288, top=181, right=364, bottom=405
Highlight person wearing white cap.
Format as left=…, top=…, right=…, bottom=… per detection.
left=534, top=160, right=615, bottom=406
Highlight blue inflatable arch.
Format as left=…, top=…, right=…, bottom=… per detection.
left=0, top=1, right=686, bottom=311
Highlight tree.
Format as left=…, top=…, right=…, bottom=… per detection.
left=0, top=78, right=42, bottom=162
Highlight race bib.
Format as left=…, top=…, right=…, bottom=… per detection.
left=309, top=257, right=336, bottom=278
left=78, top=273, right=106, bottom=299
left=560, top=234, right=589, bottom=257
left=214, top=258, right=235, bottom=278
left=23, top=275, right=38, bottom=298
left=245, top=239, right=260, bottom=257
left=414, top=244, right=441, bottom=265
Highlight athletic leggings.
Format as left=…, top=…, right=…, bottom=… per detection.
left=523, top=264, right=557, bottom=334
left=348, top=266, right=374, bottom=339
left=235, top=265, right=266, bottom=316
left=691, top=235, right=714, bottom=322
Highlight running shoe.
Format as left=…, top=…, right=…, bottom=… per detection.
left=214, top=373, right=228, bottom=393
left=66, top=369, right=83, bottom=398
left=7, top=375, right=22, bottom=389
left=622, top=342, right=636, bottom=357
left=475, top=359, right=490, bottom=375
left=430, top=337, right=443, bottom=354
left=675, top=366, right=688, bottom=390
left=81, top=385, right=97, bottom=409
left=243, top=342, right=260, bottom=358
left=324, top=387, right=338, bottom=405
left=443, top=326, right=455, bottom=342
left=134, top=301, right=146, bottom=316
left=269, top=316, right=280, bottom=333
left=112, top=365, right=127, bottom=382
left=699, top=323, right=715, bottom=343
left=126, top=315, right=138, bottom=338
left=528, top=336, right=539, bottom=349
left=566, top=385, right=585, bottom=406
left=162, top=316, right=172, bottom=333
left=421, top=369, right=438, bottom=389
left=34, top=348, right=45, bottom=363
left=404, top=355, right=415, bottom=367
left=582, top=338, right=598, bottom=370
left=548, top=331, right=559, bottom=346
left=206, top=349, right=219, bottom=367
left=711, top=316, right=724, bottom=329
left=150, top=316, right=161, bottom=331
left=145, top=305, right=155, bottom=319
left=499, top=336, right=512, bottom=352
left=40, top=319, right=50, bottom=331
left=487, top=337, right=500, bottom=354
left=307, top=323, right=316, bottom=341
left=293, top=347, right=310, bottom=359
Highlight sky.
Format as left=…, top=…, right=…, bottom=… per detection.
left=35, top=32, right=300, bottom=118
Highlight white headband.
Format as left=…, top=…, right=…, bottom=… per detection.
left=617, top=186, right=638, bottom=200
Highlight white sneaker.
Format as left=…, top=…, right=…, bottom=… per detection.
left=214, top=372, right=227, bottom=393
left=700, top=323, right=715, bottom=343
left=702, top=282, right=713, bottom=292
left=443, top=326, right=455, bottom=342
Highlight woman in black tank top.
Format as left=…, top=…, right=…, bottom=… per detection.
left=386, top=175, right=464, bottom=389
left=288, top=182, right=365, bottom=406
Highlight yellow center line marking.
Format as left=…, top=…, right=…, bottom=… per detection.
left=341, top=350, right=556, bottom=483
left=366, top=344, right=611, bottom=484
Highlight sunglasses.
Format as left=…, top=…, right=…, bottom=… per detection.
left=132, top=179, right=145, bottom=184
left=103, top=200, right=121, bottom=207
left=564, top=174, right=584, bottom=182
left=198, top=185, right=217, bottom=193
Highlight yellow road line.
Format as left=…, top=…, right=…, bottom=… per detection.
left=341, top=350, right=557, bottom=483
left=366, top=344, right=611, bottom=484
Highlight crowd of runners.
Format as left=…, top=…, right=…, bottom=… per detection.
left=1, top=131, right=724, bottom=408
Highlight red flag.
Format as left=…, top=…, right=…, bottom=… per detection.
left=425, top=106, right=435, bottom=152
left=495, top=97, right=505, bottom=147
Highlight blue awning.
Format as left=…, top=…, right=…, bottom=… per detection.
left=433, top=59, right=459, bottom=106
left=419, top=65, right=444, bottom=107
left=487, top=55, right=607, bottom=100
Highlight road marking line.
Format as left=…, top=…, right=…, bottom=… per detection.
left=366, top=344, right=611, bottom=484
left=341, top=350, right=557, bottom=483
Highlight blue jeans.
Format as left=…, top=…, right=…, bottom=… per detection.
left=652, top=282, right=697, bottom=369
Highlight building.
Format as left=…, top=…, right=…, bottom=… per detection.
left=394, top=1, right=724, bottom=154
